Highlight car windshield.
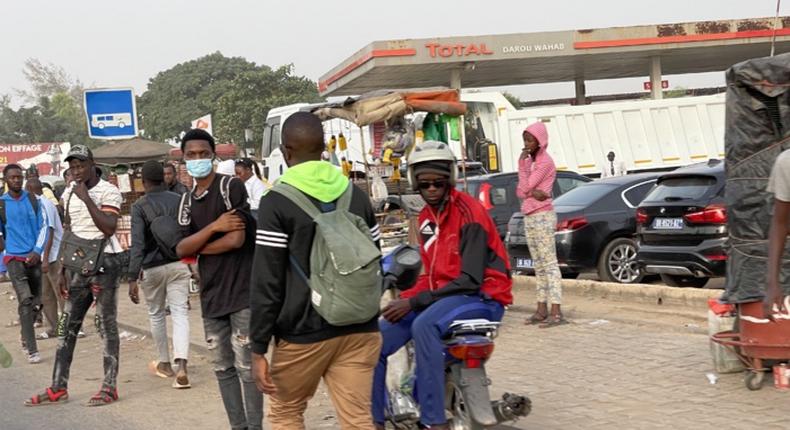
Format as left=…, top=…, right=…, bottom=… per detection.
left=554, top=184, right=615, bottom=207
left=642, top=176, right=717, bottom=202
left=456, top=181, right=480, bottom=197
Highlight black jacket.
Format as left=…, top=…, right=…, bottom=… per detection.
left=250, top=184, right=380, bottom=355
left=168, top=181, right=189, bottom=195
left=128, top=187, right=182, bottom=277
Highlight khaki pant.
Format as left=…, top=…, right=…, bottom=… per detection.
left=40, top=260, right=64, bottom=333
left=269, top=332, right=382, bottom=430
left=524, top=210, right=562, bottom=304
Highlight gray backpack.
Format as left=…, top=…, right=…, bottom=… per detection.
left=272, top=182, right=381, bottom=326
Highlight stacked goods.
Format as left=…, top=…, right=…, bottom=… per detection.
left=722, top=53, right=790, bottom=303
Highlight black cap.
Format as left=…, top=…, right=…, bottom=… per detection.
left=141, top=160, right=164, bottom=182
left=64, top=145, right=93, bottom=162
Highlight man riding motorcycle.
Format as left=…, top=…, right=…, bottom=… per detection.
left=372, top=141, right=513, bottom=429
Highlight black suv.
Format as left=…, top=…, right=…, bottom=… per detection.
left=636, top=160, right=726, bottom=288
left=458, top=171, right=591, bottom=239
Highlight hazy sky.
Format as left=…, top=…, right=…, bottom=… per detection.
left=2, top=0, right=785, bottom=104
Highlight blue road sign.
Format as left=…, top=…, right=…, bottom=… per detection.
left=84, top=88, right=138, bottom=140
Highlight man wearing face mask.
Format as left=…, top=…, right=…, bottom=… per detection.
left=174, top=129, right=263, bottom=430
left=371, top=141, right=513, bottom=430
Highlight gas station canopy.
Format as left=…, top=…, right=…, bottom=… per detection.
left=319, top=16, right=790, bottom=99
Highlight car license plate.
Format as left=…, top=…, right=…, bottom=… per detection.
left=516, top=258, right=534, bottom=269
left=652, top=217, right=684, bottom=230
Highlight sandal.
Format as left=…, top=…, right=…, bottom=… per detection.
left=539, top=315, right=569, bottom=328
left=86, top=387, right=118, bottom=407
left=25, top=387, right=69, bottom=406
left=525, top=312, right=548, bottom=325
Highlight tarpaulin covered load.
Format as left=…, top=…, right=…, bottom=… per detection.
left=92, top=138, right=173, bottom=166
left=722, top=53, right=790, bottom=303
left=311, top=88, right=467, bottom=127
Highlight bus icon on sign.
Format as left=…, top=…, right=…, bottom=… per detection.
left=91, top=113, right=132, bottom=129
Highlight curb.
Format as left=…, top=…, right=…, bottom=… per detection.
left=114, top=276, right=719, bottom=356
left=512, top=276, right=721, bottom=308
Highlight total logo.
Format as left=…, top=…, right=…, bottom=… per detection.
left=425, top=42, right=494, bottom=58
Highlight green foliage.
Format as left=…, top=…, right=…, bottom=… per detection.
left=664, top=87, right=689, bottom=99
left=215, top=64, right=323, bottom=145
left=0, top=59, right=97, bottom=147
left=502, top=91, right=523, bottom=109
left=138, top=52, right=322, bottom=145
left=2, top=53, right=323, bottom=151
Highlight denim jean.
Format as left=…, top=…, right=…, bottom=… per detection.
left=203, top=308, right=263, bottom=430
left=141, top=261, right=191, bottom=363
left=51, top=253, right=123, bottom=391
left=7, top=260, right=42, bottom=355
left=372, top=295, right=505, bottom=426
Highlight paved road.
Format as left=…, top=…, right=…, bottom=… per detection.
left=1, top=281, right=787, bottom=429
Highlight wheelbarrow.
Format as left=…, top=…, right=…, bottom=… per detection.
left=710, top=300, right=790, bottom=390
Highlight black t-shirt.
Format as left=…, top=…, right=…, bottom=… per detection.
left=186, top=174, right=254, bottom=318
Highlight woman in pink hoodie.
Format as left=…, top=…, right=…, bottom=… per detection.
left=517, top=121, right=566, bottom=327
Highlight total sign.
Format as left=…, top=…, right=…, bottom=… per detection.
left=84, top=88, right=138, bottom=140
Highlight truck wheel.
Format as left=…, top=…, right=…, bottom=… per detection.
left=660, top=274, right=709, bottom=288
left=597, top=238, right=643, bottom=284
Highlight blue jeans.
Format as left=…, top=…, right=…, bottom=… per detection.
left=371, top=294, right=505, bottom=426
left=203, top=308, right=263, bottom=430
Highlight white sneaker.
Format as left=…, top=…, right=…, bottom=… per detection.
left=28, top=352, right=41, bottom=364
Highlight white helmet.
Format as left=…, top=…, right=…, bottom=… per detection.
left=407, top=140, right=457, bottom=190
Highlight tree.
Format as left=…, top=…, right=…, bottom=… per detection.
left=0, top=59, right=96, bottom=147
left=138, top=52, right=323, bottom=144
left=664, top=87, right=689, bottom=99
left=502, top=92, right=523, bottom=109
left=215, top=64, right=323, bottom=145
left=18, top=59, right=84, bottom=105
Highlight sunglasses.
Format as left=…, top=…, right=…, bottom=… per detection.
left=417, top=179, right=449, bottom=190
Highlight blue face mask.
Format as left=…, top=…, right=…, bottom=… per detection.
left=185, top=158, right=213, bottom=178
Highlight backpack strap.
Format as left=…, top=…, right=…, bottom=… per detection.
left=271, top=183, right=322, bottom=220
left=220, top=176, right=233, bottom=211
left=139, top=197, right=160, bottom=225
left=178, top=191, right=192, bottom=227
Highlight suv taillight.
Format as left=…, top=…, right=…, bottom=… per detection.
left=636, top=208, right=649, bottom=226
left=478, top=183, right=493, bottom=210
left=684, top=205, right=727, bottom=225
left=557, top=217, right=588, bottom=232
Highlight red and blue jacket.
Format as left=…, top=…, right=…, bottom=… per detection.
left=401, top=188, right=513, bottom=310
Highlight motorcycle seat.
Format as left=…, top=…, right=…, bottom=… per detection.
left=444, top=319, right=500, bottom=339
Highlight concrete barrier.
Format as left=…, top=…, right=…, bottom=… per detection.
left=512, top=275, right=721, bottom=309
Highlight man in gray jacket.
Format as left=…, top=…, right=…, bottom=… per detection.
left=128, top=160, right=192, bottom=388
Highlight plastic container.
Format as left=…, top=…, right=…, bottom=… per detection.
left=773, top=364, right=789, bottom=390
left=708, top=309, right=745, bottom=373
left=371, top=174, right=389, bottom=200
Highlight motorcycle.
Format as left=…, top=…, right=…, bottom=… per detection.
left=381, top=245, right=531, bottom=430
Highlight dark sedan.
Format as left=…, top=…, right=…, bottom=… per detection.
left=458, top=170, right=591, bottom=239
left=507, top=173, right=660, bottom=283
